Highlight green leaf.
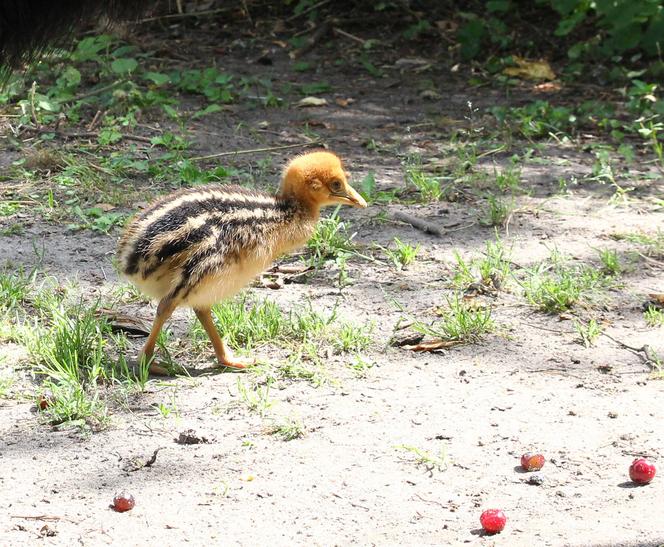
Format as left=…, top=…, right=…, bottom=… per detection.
left=143, top=72, right=170, bottom=86
left=111, top=58, right=138, bottom=74
left=555, top=10, right=587, bottom=36
left=487, top=1, right=510, bottom=13
left=192, top=104, right=223, bottom=119
left=62, top=67, right=81, bottom=86
left=458, top=19, right=485, bottom=60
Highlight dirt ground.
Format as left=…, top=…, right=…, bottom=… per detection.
left=1, top=11, right=663, bottom=547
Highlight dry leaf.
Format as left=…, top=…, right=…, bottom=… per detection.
left=95, top=203, right=116, bottom=211
left=503, top=57, right=556, bottom=81
left=534, top=82, right=562, bottom=93
left=402, top=339, right=461, bottom=352
left=335, top=97, right=354, bottom=107
left=296, top=97, right=328, bottom=108
left=420, top=89, right=442, bottom=100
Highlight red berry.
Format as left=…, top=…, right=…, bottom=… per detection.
left=480, top=509, right=507, bottom=534
left=521, top=453, right=545, bottom=471
left=112, top=492, right=135, bottom=512
left=629, top=458, right=656, bottom=485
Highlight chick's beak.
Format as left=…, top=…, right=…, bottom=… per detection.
left=337, top=185, right=368, bottom=208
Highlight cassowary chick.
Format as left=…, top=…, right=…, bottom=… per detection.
left=117, top=151, right=366, bottom=374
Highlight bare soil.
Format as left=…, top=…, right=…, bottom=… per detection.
left=1, top=13, right=663, bottom=547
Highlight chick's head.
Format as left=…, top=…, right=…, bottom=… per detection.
left=281, top=151, right=367, bottom=211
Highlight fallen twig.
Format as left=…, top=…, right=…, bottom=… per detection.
left=392, top=211, right=444, bottom=236
left=137, top=7, right=235, bottom=24
left=188, top=141, right=320, bottom=162
left=72, top=80, right=125, bottom=103
left=286, top=0, right=332, bottom=21
left=601, top=332, right=661, bottom=369
left=333, top=27, right=366, bottom=45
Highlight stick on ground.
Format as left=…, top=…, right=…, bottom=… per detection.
left=392, top=211, right=444, bottom=237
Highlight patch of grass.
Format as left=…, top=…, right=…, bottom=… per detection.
left=644, top=306, right=664, bottom=327
left=38, top=380, right=108, bottom=427
left=574, top=318, right=602, bottom=347
left=236, top=377, right=273, bottom=417
left=332, top=321, right=373, bottom=353
left=406, top=159, right=443, bottom=202
left=0, top=201, right=22, bottom=216
left=25, top=302, right=111, bottom=384
left=199, top=296, right=351, bottom=358
left=384, top=237, right=420, bottom=270
left=346, top=355, right=375, bottom=379
left=451, top=237, right=513, bottom=289
left=307, top=208, right=355, bottom=267
left=479, top=194, right=514, bottom=227
left=0, top=269, right=34, bottom=312
left=597, top=248, right=622, bottom=276
left=522, top=254, right=612, bottom=313
left=494, top=165, right=522, bottom=193
left=395, top=443, right=448, bottom=473
left=413, top=295, right=494, bottom=343
left=0, top=223, right=24, bottom=236
left=276, top=344, right=330, bottom=387
left=206, top=295, right=283, bottom=351
left=267, top=415, right=305, bottom=441
left=20, top=297, right=147, bottom=425
left=0, top=362, right=15, bottom=398
left=612, top=230, right=664, bottom=259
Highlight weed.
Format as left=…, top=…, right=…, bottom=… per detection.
left=236, top=377, right=273, bottom=417
left=574, top=318, right=602, bottom=347
left=307, top=208, right=355, bottom=267
left=38, top=379, right=108, bottom=426
left=347, top=355, right=375, bottom=378
left=612, top=230, right=664, bottom=258
left=26, top=302, right=111, bottom=385
left=451, top=237, right=512, bottom=289
left=413, top=295, right=494, bottom=343
left=332, top=321, right=373, bottom=353
left=494, top=165, right=522, bottom=193
left=0, top=223, right=24, bottom=236
left=405, top=158, right=442, bottom=202
left=0, top=364, right=14, bottom=398
left=155, top=390, right=180, bottom=419
left=384, top=237, right=421, bottom=270
left=0, top=269, right=34, bottom=311
left=206, top=295, right=283, bottom=351
left=267, top=415, right=305, bottom=441
left=644, top=306, right=664, bottom=327
left=395, top=443, right=448, bottom=472
left=276, top=343, right=330, bottom=387
left=522, top=256, right=610, bottom=313
left=597, top=248, right=622, bottom=276
left=480, top=194, right=513, bottom=227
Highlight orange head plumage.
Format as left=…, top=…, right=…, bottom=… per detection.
left=279, top=150, right=367, bottom=213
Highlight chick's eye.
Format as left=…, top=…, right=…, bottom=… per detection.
left=330, top=180, right=343, bottom=193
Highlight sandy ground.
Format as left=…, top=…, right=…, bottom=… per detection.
left=1, top=11, right=663, bottom=547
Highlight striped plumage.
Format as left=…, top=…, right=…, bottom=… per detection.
left=118, top=185, right=313, bottom=309
left=117, top=151, right=367, bottom=374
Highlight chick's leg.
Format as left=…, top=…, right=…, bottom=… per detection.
left=194, top=308, right=251, bottom=369
left=140, top=297, right=177, bottom=376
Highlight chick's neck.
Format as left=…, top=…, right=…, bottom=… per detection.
left=276, top=188, right=322, bottom=221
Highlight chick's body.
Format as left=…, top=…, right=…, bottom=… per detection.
left=117, top=151, right=366, bottom=374
left=118, top=185, right=316, bottom=309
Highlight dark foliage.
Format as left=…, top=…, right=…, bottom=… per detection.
left=0, top=0, right=153, bottom=77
